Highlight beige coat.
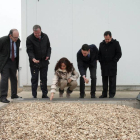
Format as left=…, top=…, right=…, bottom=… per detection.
left=51, top=68, right=79, bottom=93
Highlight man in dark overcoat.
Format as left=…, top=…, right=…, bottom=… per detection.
left=98, top=31, right=122, bottom=98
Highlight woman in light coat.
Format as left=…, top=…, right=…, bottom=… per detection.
left=50, top=57, right=79, bottom=100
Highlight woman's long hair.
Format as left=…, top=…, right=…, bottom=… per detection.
left=55, top=57, right=74, bottom=73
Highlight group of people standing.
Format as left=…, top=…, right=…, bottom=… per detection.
left=0, top=25, right=122, bottom=103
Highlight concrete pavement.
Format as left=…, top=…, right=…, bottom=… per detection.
left=18, top=91, right=139, bottom=99
left=0, top=91, right=139, bottom=110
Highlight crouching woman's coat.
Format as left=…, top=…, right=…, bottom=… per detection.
left=50, top=68, right=79, bottom=93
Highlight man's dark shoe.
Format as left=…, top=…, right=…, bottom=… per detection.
left=109, top=96, right=114, bottom=98
left=33, top=96, right=37, bottom=98
left=0, top=98, right=10, bottom=103
left=91, top=95, right=96, bottom=98
left=99, top=95, right=107, bottom=98
left=79, top=96, right=84, bottom=98
left=11, top=95, right=22, bottom=99
left=42, top=95, right=49, bottom=98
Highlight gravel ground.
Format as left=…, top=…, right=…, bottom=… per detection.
left=0, top=102, right=140, bottom=140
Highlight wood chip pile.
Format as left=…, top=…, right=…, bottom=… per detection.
left=0, top=102, right=140, bottom=140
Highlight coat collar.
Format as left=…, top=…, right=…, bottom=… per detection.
left=57, top=68, right=67, bottom=72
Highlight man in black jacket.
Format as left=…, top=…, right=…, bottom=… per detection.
left=77, top=44, right=98, bottom=98
left=98, top=31, right=122, bottom=98
left=0, top=29, right=21, bottom=103
left=26, top=25, right=51, bottom=98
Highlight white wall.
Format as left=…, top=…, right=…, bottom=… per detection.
left=0, top=0, right=21, bottom=38
left=20, top=0, right=140, bottom=86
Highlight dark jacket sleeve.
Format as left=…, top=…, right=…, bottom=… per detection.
left=0, top=38, right=3, bottom=51
left=113, top=41, right=122, bottom=62
left=98, top=43, right=102, bottom=63
left=26, top=37, right=35, bottom=61
left=46, top=36, right=51, bottom=59
left=95, top=45, right=99, bottom=60
left=77, top=52, right=85, bottom=76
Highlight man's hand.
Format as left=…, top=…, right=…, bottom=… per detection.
left=83, top=76, right=89, bottom=84
left=50, top=93, right=54, bottom=101
left=68, top=79, right=72, bottom=83
left=32, top=58, right=40, bottom=63
left=45, top=57, right=49, bottom=60
left=85, top=78, right=89, bottom=84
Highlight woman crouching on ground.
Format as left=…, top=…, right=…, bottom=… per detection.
left=50, top=57, right=79, bottom=100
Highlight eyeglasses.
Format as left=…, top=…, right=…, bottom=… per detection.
left=12, top=35, right=19, bottom=39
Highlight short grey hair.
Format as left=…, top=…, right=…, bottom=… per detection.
left=33, top=25, right=41, bottom=31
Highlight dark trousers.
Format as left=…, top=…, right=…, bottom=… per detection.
left=0, top=59, right=17, bottom=98
left=30, top=66, right=48, bottom=97
left=80, top=66, right=96, bottom=97
left=102, top=75, right=116, bottom=97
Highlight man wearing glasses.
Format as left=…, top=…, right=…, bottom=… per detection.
left=0, top=29, right=22, bottom=103
left=26, top=25, right=51, bottom=98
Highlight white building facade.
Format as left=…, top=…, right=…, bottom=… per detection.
left=20, top=0, right=140, bottom=89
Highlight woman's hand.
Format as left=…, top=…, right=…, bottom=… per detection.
left=68, top=78, right=72, bottom=83
left=50, top=93, right=54, bottom=101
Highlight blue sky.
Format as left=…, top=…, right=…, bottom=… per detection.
left=0, top=0, right=21, bottom=37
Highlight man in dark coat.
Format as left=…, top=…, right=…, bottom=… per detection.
left=26, top=25, right=51, bottom=98
left=77, top=44, right=98, bottom=98
left=98, top=31, right=122, bottom=98
left=0, top=29, right=21, bottom=103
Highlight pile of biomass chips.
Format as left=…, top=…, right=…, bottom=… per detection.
left=0, top=102, right=139, bottom=140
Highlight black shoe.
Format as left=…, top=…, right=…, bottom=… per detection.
left=11, top=95, right=22, bottom=99
left=42, top=95, right=49, bottom=98
left=0, top=98, right=10, bottom=103
left=109, top=96, right=114, bottom=98
left=33, top=96, right=37, bottom=98
left=99, top=95, right=107, bottom=98
left=79, top=96, right=84, bottom=98
left=91, top=95, right=96, bottom=98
